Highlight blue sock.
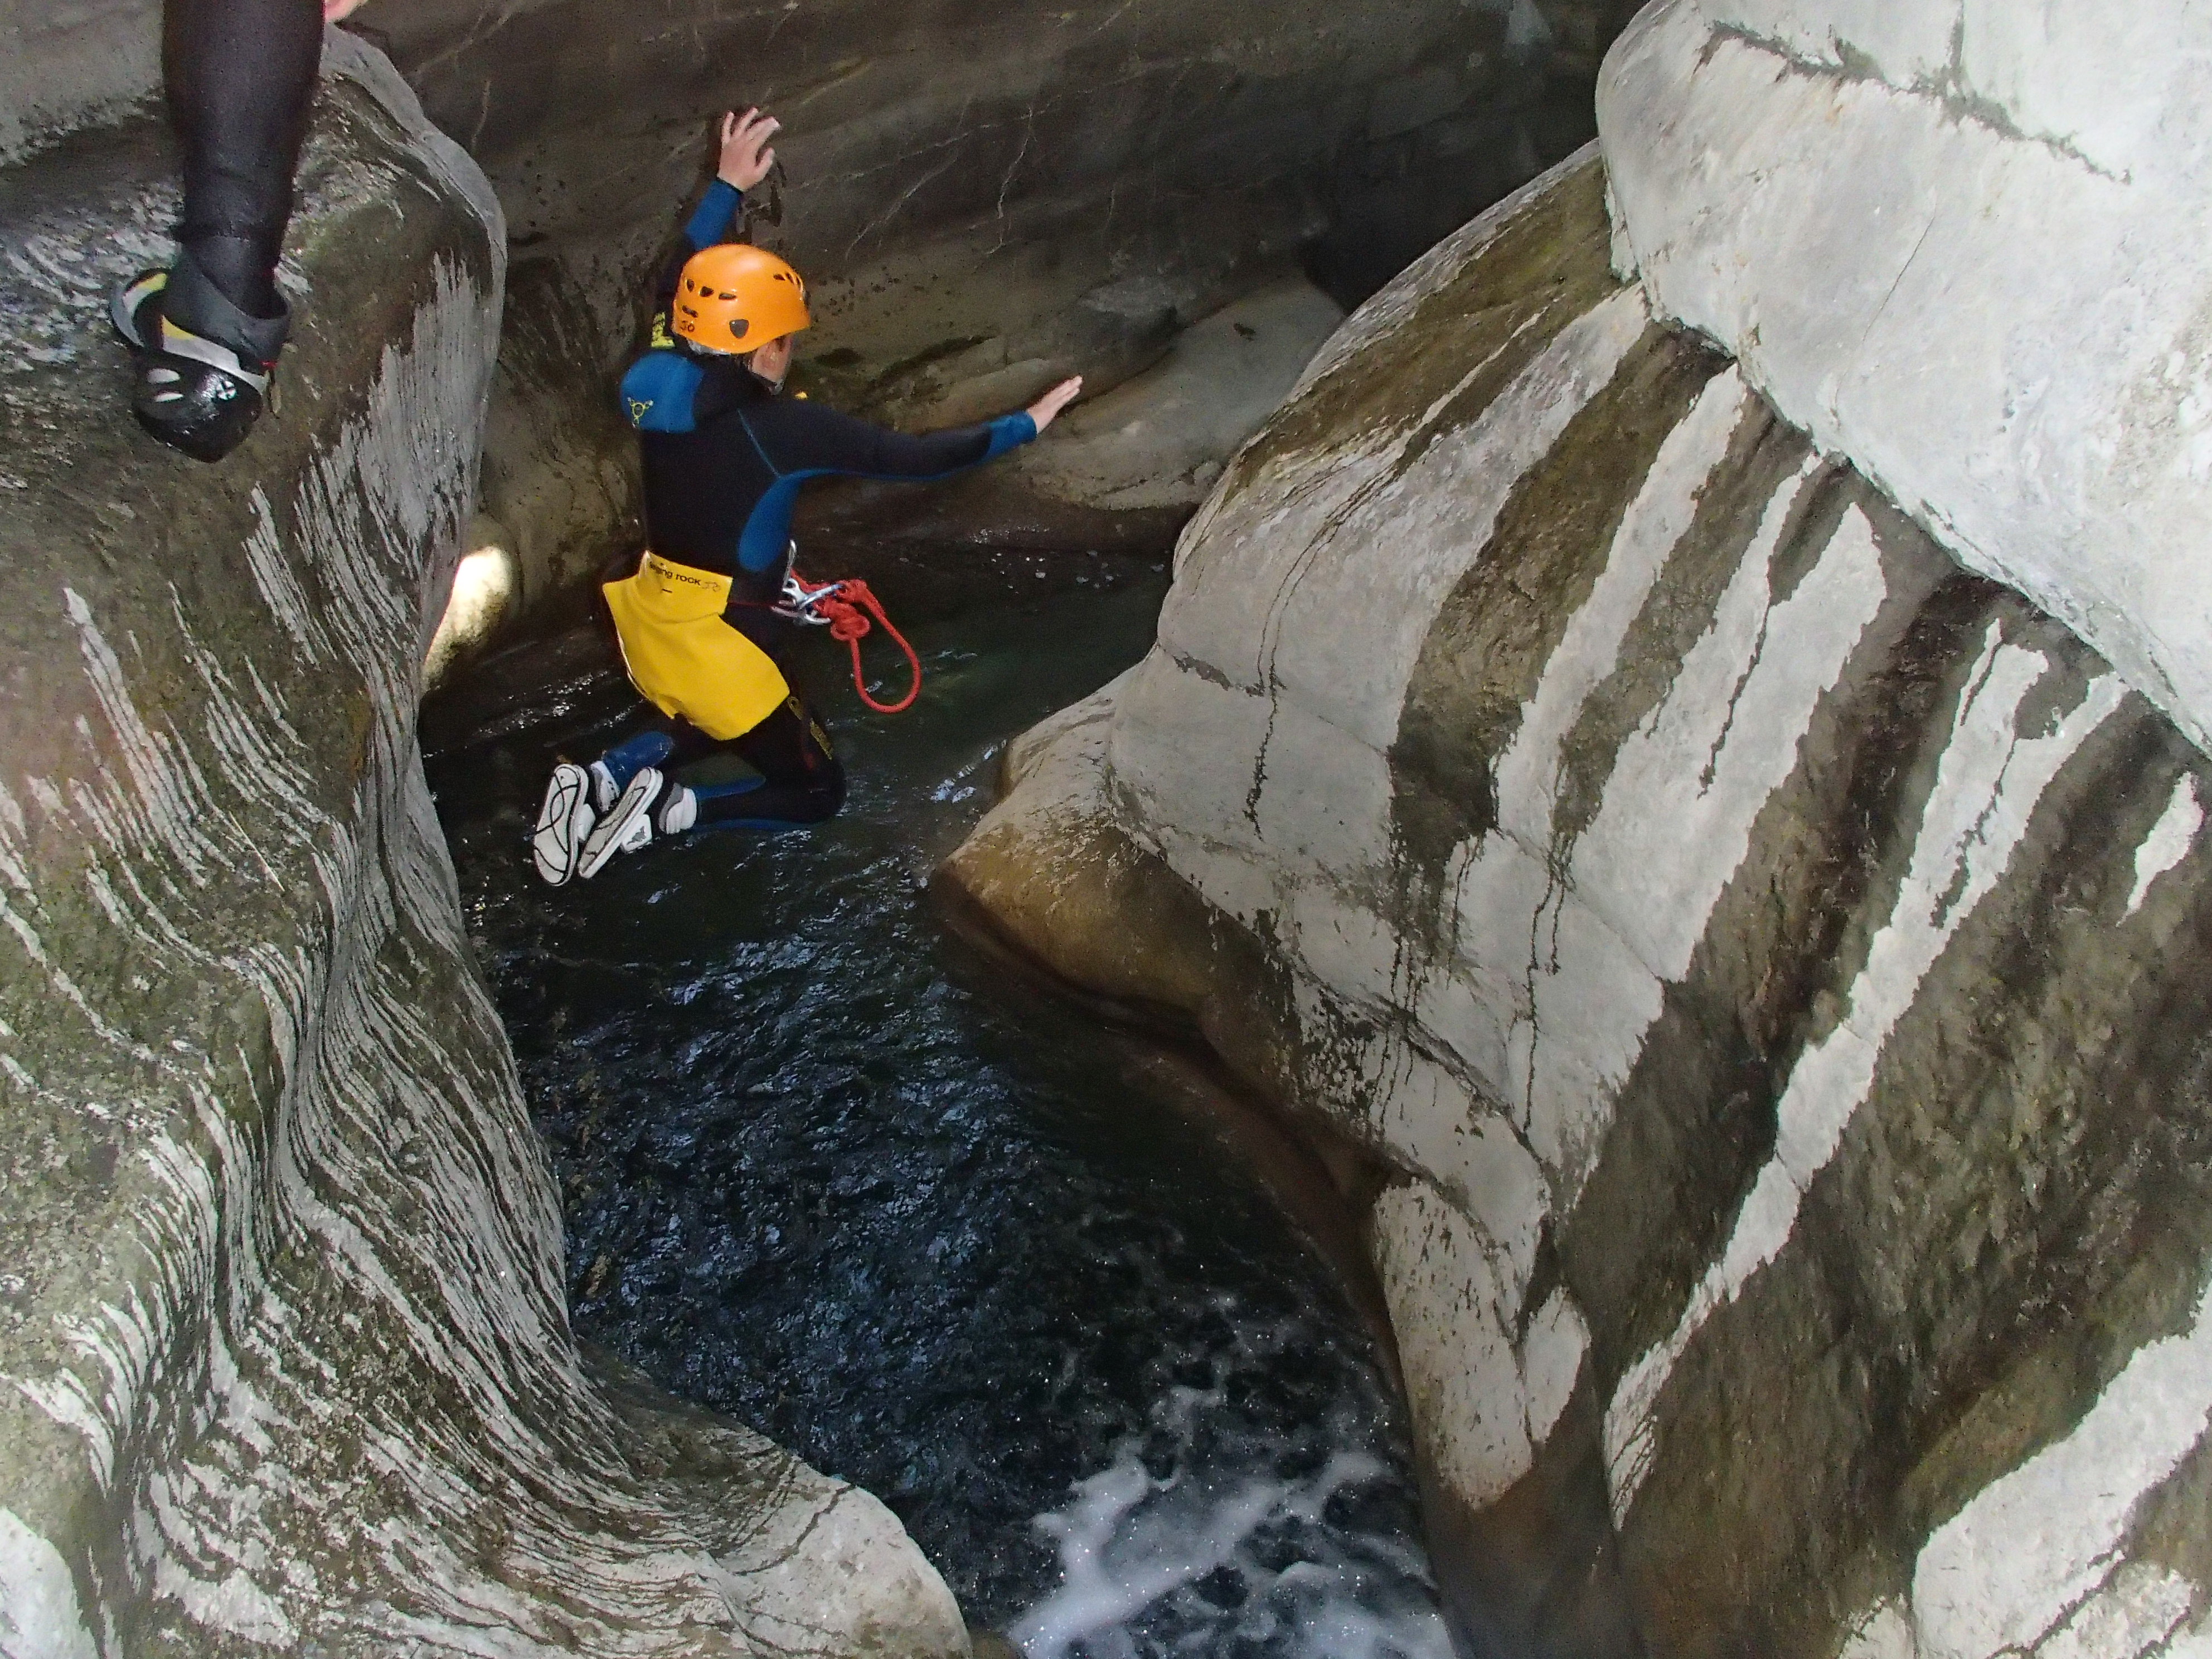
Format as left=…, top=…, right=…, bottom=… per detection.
left=598, top=730, right=675, bottom=792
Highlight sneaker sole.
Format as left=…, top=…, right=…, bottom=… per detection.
left=531, top=763, right=593, bottom=886
left=577, top=768, right=659, bottom=880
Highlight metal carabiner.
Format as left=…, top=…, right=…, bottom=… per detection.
left=776, top=569, right=839, bottom=624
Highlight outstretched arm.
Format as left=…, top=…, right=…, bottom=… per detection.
left=654, top=108, right=781, bottom=313
left=761, top=376, right=1086, bottom=481
left=727, top=375, right=1087, bottom=573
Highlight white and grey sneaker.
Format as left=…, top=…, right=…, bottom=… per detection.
left=587, top=759, right=620, bottom=814
left=655, top=782, right=697, bottom=835
left=531, top=763, right=595, bottom=886
left=577, top=767, right=660, bottom=879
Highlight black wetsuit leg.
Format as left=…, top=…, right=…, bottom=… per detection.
left=715, top=697, right=846, bottom=824
left=164, top=0, right=324, bottom=318
left=634, top=687, right=843, bottom=827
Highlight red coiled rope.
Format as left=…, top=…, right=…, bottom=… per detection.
left=784, top=573, right=921, bottom=714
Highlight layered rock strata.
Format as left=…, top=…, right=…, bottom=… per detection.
left=943, top=148, right=2212, bottom=1659
left=0, top=36, right=963, bottom=1656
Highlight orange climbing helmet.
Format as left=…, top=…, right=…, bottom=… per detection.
left=672, top=244, right=811, bottom=353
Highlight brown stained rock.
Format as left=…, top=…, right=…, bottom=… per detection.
left=943, top=141, right=2212, bottom=1659
left=1556, top=514, right=1971, bottom=1389
left=1389, top=323, right=1723, bottom=874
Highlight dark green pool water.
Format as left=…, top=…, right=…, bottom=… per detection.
left=422, top=566, right=1452, bottom=1656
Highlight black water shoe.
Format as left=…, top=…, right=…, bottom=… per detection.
left=111, top=251, right=288, bottom=463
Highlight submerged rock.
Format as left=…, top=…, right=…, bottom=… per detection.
left=945, top=140, right=2212, bottom=1659
left=0, top=33, right=964, bottom=1657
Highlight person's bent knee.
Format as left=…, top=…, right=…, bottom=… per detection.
left=798, top=759, right=847, bottom=822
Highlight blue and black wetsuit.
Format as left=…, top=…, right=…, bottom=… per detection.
left=593, top=182, right=1037, bottom=829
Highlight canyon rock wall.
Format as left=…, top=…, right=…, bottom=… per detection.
left=0, top=35, right=964, bottom=1657
left=944, top=148, right=2212, bottom=1659
left=9, top=0, right=1638, bottom=649
left=1602, top=0, right=2212, bottom=759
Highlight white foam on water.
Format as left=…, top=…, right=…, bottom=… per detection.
left=1011, top=1372, right=1456, bottom=1659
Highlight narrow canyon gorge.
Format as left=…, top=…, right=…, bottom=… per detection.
left=2, top=2, right=2208, bottom=1656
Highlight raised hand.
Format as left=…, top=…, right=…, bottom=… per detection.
left=717, top=108, right=781, bottom=192
left=1026, top=376, right=1084, bottom=432
left=324, top=0, right=367, bottom=17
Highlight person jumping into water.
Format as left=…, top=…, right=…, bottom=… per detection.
left=112, top=0, right=368, bottom=462
left=531, top=108, right=1083, bottom=885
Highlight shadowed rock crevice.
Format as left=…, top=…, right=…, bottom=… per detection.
left=1548, top=407, right=1814, bottom=848
left=1420, top=1374, right=1647, bottom=1659
left=1388, top=324, right=1722, bottom=871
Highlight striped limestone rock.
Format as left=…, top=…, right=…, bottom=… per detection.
left=0, top=32, right=965, bottom=1659
left=941, top=147, right=2212, bottom=1657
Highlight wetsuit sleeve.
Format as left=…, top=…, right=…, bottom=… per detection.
left=653, top=180, right=746, bottom=310
left=764, top=402, right=1038, bottom=480
left=726, top=400, right=1041, bottom=571
left=682, top=180, right=745, bottom=253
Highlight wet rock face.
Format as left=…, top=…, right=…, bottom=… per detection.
left=943, top=151, right=2212, bottom=1658
left=360, top=0, right=1638, bottom=632
left=0, top=36, right=963, bottom=1658
left=363, top=0, right=1628, bottom=308
left=1601, top=0, right=2212, bottom=759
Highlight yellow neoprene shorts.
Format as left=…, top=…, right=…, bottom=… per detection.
left=602, top=552, right=791, bottom=741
